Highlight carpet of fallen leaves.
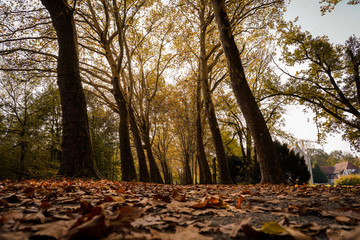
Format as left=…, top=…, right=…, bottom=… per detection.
left=0, top=179, right=360, bottom=240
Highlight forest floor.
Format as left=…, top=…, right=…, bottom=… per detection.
left=0, top=179, right=359, bottom=240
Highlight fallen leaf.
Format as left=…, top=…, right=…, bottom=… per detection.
left=260, top=221, right=286, bottom=235
left=23, top=212, right=46, bottom=223
left=150, top=225, right=212, bottom=240
left=335, top=216, right=356, bottom=225
left=220, top=218, right=251, bottom=237
left=285, top=227, right=312, bottom=240
left=236, top=196, right=245, bottom=209
left=66, top=214, right=109, bottom=240
left=31, top=219, right=77, bottom=239
left=0, top=211, right=23, bottom=223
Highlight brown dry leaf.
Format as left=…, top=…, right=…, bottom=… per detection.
left=153, top=194, right=171, bottom=203
left=150, top=225, right=212, bottom=240
left=65, top=214, right=109, bottom=240
left=190, top=196, right=228, bottom=209
left=219, top=218, right=251, bottom=237
left=335, top=215, right=356, bottom=225
left=0, top=199, right=11, bottom=207
left=0, top=232, right=30, bottom=240
left=344, top=226, right=360, bottom=240
left=285, top=227, right=312, bottom=240
left=23, top=212, right=46, bottom=223
left=23, top=187, right=36, bottom=198
left=0, top=211, right=23, bottom=223
left=131, top=215, right=164, bottom=228
left=326, top=228, right=355, bottom=240
left=31, top=219, right=77, bottom=239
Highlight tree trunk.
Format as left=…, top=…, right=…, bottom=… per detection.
left=129, top=106, right=150, bottom=182
left=19, top=135, right=28, bottom=179
left=182, top=153, right=193, bottom=185
left=196, top=76, right=212, bottom=184
left=41, top=0, right=98, bottom=178
left=211, top=0, right=285, bottom=184
left=142, top=126, right=163, bottom=183
left=199, top=9, right=232, bottom=184
left=212, top=157, right=217, bottom=184
left=115, top=85, right=137, bottom=181
left=160, top=156, right=173, bottom=184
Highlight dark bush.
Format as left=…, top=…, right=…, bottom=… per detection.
left=312, top=164, right=328, bottom=183
left=274, top=141, right=310, bottom=184
left=228, top=141, right=311, bottom=184
left=227, top=155, right=260, bottom=184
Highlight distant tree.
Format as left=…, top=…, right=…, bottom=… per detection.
left=312, top=164, right=328, bottom=183
left=274, top=141, right=310, bottom=184
left=307, top=148, right=330, bottom=167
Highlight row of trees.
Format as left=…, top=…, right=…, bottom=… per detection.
left=0, top=0, right=358, bottom=184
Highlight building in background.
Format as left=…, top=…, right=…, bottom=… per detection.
left=320, top=162, right=360, bottom=184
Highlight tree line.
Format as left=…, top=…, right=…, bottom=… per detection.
left=0, top=0, right=358, bottom=184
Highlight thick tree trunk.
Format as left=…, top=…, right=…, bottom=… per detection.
left=196, top=77, right=213, bottom=184
left=211, top=0, right=285, bottom=184
left=129, top=106, right=150, bottom=182
left=115, top=85, right=137, bottom=181
left=41, top=0, right=98, bottom=178
left=350, top=57, right=360, bottom=108
left=199, top=9, right=232, bottom=184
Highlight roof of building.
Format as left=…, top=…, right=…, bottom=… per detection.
left=320, top=166, right=335, bottom=175
left=333, top=161, right=359, bottom=174
left=320, top=161, right=359, bottom=175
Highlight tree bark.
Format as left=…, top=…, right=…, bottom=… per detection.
left=182, top=153, right=193, bottom=185
left=142, top=124, right=163, bottom=183
left=129, top=106, right=150, bottom=182
left=199, top=5, right=232, bottom=184
left=196, top=76, right=212, bottom=184
left=115, top=81, right=137, bottom=181
left=41, top=0, right=98, bottom=178
left=211, top=0, right=285, bottom=183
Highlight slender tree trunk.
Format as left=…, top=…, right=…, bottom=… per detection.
left=19, top=135, right=28, bottom=179
left=199, top=28, right=232, bottom=184
left=196, top=77, right=212, bottom=184
left=142, top=127, right=163, bottom=183
left=160, top=156, right=173, bottom=184
left=129, top=106, right=150, bottom=182
left=211, top=0, right=285, bottom=183
left=41, top=0, right=98, bottom=178
left=183, top=153, right=193, bottom=185
left=115, top=84, right=137, bottom=181
left=212, top=157, right=217, bottom=184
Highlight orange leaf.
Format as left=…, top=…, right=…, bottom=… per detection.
left=236, top=196, right=245, bottom=209
left=190, top=199, right=208, bottom=209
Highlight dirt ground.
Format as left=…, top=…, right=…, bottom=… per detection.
left=0, top=179, right=359, bottom=239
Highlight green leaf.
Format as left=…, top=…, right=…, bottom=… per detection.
left=260, top=221, right=286, bottom=235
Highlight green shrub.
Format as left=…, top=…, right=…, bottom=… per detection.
left=335, top=174, right=360, bottom=186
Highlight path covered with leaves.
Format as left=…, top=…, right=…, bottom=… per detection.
left=0, top=179, right=359, bottom=239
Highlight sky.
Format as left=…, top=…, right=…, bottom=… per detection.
left=282, top=0, right=360, bottom=154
